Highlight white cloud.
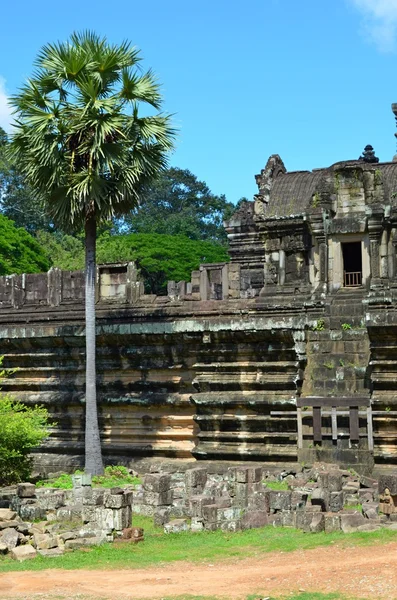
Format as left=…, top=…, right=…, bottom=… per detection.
left=350, top=0, right=397, bottom=52
left=0, top=77, right=12, bottom=133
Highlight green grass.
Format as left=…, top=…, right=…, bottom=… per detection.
left=36, top=465, right=141, bottom=490
left=263, top=480, right=289, bottom=491
left=343, top=504, right=362, bottom=512
left=1, top=515, right=397, bottom=573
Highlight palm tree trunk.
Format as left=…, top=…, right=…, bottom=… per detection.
left=84, top=212, right=104, bottom=475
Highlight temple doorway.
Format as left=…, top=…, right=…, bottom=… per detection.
left=342, top=242, right=362, bottom=287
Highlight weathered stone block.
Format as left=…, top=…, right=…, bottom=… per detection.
left=17, top=483, right=36, bottom=498
left=202, top=504, right=218, bottom=523
left=324, top=513, right=341, bottom=533
left=144, top=490, right=173, bottom=506
left=291, top=491, right=308, bottom=510
left=311, top=488, right=329, bottom=512
left=185, top=468, right=207, bottom=490
left=82, top=506, right=99, bottom=524
left=154, top=507, right=171, bottom=526
left=220, top=520, right=241, bottom=532
left=340, top=512, right=365, bottom=533
left=65, top=537, right=104, bottom=550
left=240, top=510, right=268, bottom=530
left=104, top=493, right=129, bottom=509
left=34, top=533, right=58, bottom=550
left=56, top=505, right=82, bottom=521
left=189, top=495, right=214, bottom=518
left=328, top=471, right=343, bottom=492
left=11, top=545, right=37, bottom=561
left=379, top=474, right=397, bottom=495
left=38, top=547, right=64, bottom=557
left=329, top=491, right=343, bottom=513
left=36, top=490, right=65, bottom=510
left=144, top=473, right=171, bottom=493
left=82, top=488, right=105, bottom=506
left=232, top=483, right=248, bottom=508
left=191, top=518, right=204, bottom=532
left=269, top=491, right=291, bottom=511
left=164, top=519, right=189, bottom=534
left=0, top=528, right=19, bottom=550
left=216, top=507, right=242, bottom=521
left=310, top=513, right=325, bottom=533
left=0, top=509, right=16, bottom=522
left=248, top=491, right=270, bottom=512
left=295, top=511, right=314, bottom=532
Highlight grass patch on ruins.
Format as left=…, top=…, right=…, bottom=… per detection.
left=36, top=466, right=141, bottom=490
left=262, top=480, right=289, bottom=491
left=1, top=516, right=397, bottom=573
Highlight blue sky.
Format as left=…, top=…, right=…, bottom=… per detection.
left=1, top=0, right=397, bottom=204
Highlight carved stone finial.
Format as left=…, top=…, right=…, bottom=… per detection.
left=358, top=144, right=379, bottom=163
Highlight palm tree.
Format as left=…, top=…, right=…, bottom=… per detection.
left=10, top=32, right=175, bottom=475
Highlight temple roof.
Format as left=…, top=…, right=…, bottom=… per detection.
left=259, top=156, right=397, bottom=219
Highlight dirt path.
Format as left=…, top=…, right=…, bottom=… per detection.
left=1, top=542, right=397, bottom=600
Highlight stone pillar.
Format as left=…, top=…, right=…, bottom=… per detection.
left=380, top=229, right=389, bottom=280
left=368, top=221, right=382, bottom=286
left=278, top=250, right=286, bottom=285
left=318, top=235, right=328, bottom=284
left=47, top=268, right=62, bottom=306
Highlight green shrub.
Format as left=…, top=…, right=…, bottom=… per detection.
left=0, top=396, right=51, bottom=485
left=37, top=465, right=141, bottom=489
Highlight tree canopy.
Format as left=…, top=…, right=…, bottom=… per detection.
left=0, top=214, right=50, bottom=276
left=37, top=231, right=229, bottom=294
left=0, top=127, right=52, bottom=234
left=119, top=167, right=235, bottom=244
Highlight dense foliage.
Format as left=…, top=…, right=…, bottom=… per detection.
left=0, top=127, right=52, bottom=234
left=0, top=214, right=50, bottom=276
left=0, top=357, right=51, bottom=485
left=37, top=231, right=229, bottom=294
left=119, top=167, right=235, bottom=245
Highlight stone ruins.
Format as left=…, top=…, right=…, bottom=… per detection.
left=2, top=108, right=397, bottom=475
left=2, top=462, right=397, bottom=560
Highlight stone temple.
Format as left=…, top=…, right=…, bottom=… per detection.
left=3, top=114, right=397, bottom=475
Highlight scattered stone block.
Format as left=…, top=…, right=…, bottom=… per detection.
left=34, top=533, right=58, bottom=550
left=269, top=491, right=291, bottom=511
left=17, top=483, right=36, bottom=498
left=143, top=490, right=173, bottom=506
left=329, top=491, right=343, bottom=513
left=0, top=527, right=19, bottom=550
left=185, top=468, right=207, bottom=490
left=324, top=513, right=341, bottom=533
left=154, top=507, right=171, bottom=526
left=311, top=488, right=329, bottom=511
left=340, top=512, right=365, bottom=533
left=310, top=513, right=325, bottom=533
left=64, top=537, right=104, bottom=550
left=240, top=510, right=268, bottom=529
left=11, top=545, right=37, bottom=561
left=38, top=547, right=64, bottom=557
left=144, top=474, right=171, bottom=493
left=202, top=504, right=218, bottom=523
left=191, top=518, right=204, bottom=532
left=164, top=519, right=189, bottom=534
left=0, top=509, right=16, bottom=522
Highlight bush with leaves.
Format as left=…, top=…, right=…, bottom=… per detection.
left=0, top=359, right=51, bottom=485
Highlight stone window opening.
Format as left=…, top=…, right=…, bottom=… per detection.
left=342, top=242, right=362, bottom=287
